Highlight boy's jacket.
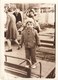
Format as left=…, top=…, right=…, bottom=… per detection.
left=20, top=27, right=40, bottom=48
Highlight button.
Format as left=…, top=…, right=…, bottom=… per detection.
left=28, top=33, right=30, bottom=35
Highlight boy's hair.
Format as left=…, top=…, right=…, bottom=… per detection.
left=25, top=18, right=34, bottom=26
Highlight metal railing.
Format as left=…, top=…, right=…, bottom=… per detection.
left=4, top=55, right=42, bottom=78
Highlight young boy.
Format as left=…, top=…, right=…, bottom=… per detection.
left=20, top=18, right=40, bottom=68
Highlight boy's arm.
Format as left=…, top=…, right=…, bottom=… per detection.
left=20, top=32, right=24, bottom=47
left=35, top=30, right=41, bottom=46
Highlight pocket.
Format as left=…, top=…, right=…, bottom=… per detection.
left=28, top=42, right=35, bottom=48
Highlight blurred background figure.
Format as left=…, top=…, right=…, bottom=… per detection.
left=13, top=8, right=22, bottom=23
left=26, top=9, right=41, bottom=33
left=4, top=4, right=20, bottom=52
left=13, top=7, right=23, bottom=35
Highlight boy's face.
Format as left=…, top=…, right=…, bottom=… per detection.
left=26, top=21, right=33, bottom=28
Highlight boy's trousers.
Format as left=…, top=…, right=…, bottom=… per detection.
left=25, top=47, right=36, bottom=65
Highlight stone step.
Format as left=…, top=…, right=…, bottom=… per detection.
left=40, top=42, right=53, bottom=48
left=36, top=47, right=55, bottom=54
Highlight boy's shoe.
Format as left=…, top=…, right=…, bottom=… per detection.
left=31, top=64, right=36, bottom=69
left=25, top=65, right=29, bottom=68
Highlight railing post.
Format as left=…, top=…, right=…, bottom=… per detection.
left=26, top=59, right=31, bottom=78
left=39, top=62, right=42, bottom=78
left=5, top=55, right=7, bottom=62
left=27, top=68, right=31, bottom=78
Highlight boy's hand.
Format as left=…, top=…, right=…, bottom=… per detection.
left=17, top=44, right=22, bottom=50
left=38, top=44, right=41, bottom=47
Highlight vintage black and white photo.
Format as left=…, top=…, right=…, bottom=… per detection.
left=1, top=3, right=56, bottom=79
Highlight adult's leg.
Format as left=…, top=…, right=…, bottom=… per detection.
left=7, top=39, right=12, bottom=49
left=15, top=39, right=19, bottom=45
left=6, top=39, right=12, bottom=52
left=14, top=39, right=20, bottom=49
